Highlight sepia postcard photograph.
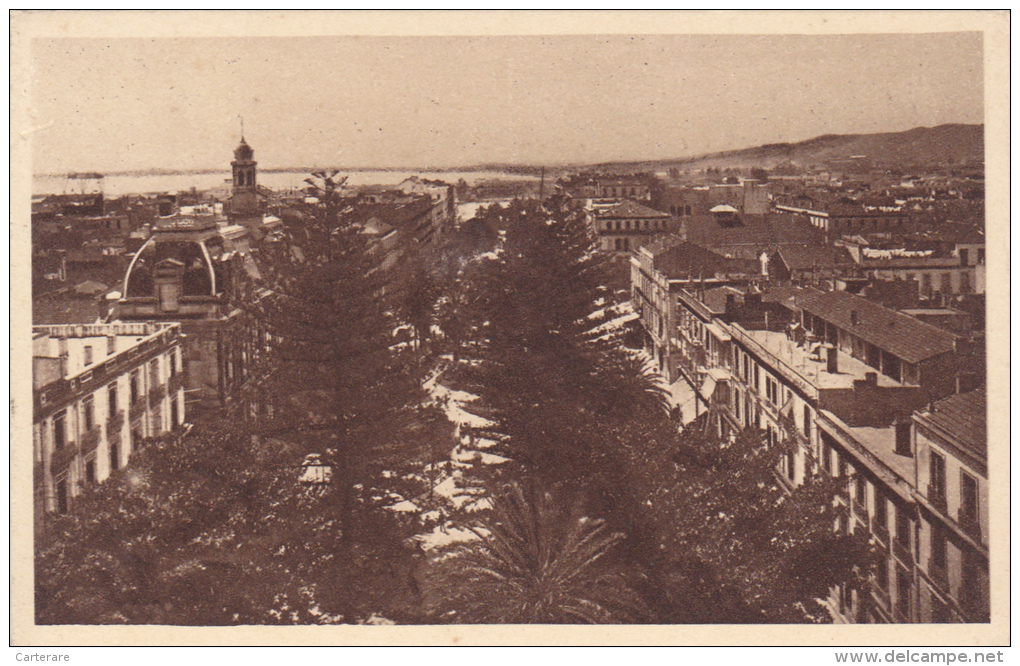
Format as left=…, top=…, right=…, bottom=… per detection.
left=9, top=10, right=1010, bottom=649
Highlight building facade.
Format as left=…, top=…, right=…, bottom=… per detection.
left=33, top=322, right=185, bottom=524
left=594, top=199, right=673, bottom=254
left=631, top=266, right=988, bottom=623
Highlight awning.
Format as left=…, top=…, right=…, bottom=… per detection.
left=700, top=375, right=717, bottom=400
left=705, top=322, right=730, bottom=342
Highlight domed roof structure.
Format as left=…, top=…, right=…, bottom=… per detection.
left=233, top=137, right=254, bottom=162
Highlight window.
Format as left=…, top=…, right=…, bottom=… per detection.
left=959, top=248, right=969, bottom=265
left=108, top=383, right=118, bottom=414
left=110, top=439, right=120, bottom=472
left=959, top=271, right=971, bottom=294
left=977, top=248, right=985, bottom=265
left=896, top=567, right=912, bottom=619
left=803, top=404, right=811, bottom=437
left=53, top=411, right=66, bottom=450
left=149, top=359, right=160, bottom=389
left=821, top=440, right=832, bottom=475
left=170, top=393, right=179, bottom=427
left=169, top=350, right=178, bottom=378
left=855, top=474, right=867, bottom=504
left=82, top=396, right=94, bottom=431
left=85, top=459, right=96, bottom=485
left=874, top=491, right=888, bottom=531
left=874, top=555, right=889, bottom=593
left=930, top=524, right=947, bottom=570
left=896, top=506, right=911, bottom=548
left=940, top=272, right=952, bottom=294
left=56, top=478, right=68, bottom=514
left=960, top=472, right=979, bottom=522
left=130, top=371, right=140, bottom=404
left=929, top=451, right=947, bottom=504
left=84, top=345, right=94, bottom=367
left=106, top=335, right=116, bottom=355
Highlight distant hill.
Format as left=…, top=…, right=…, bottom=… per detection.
left=583, top=124, right=984, bottom=173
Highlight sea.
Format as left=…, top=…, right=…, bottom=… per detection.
left=32, top=170, right=538, bottom=198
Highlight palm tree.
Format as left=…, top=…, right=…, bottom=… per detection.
left=429, top=483, right=643, bottom=623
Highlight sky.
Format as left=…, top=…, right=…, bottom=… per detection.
left=29, top=32, right=983, bottom=174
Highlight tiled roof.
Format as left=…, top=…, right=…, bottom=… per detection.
left=649, top=240, right=758, bottom=279
left=599, top=200, right=670, bottom=220
left=799, top=290, right=960, bottom=364
left=917, top=388, right=986, bottom=464
left=776, top=244, right=857, bottom=270
left=682, top=213, right=824, bottom=248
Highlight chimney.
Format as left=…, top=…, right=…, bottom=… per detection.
left=826, top=344, right=839, bottom=374
left=894, top=417, right=912, bottom=457
left=865, top=371, right=878, bottom=387
left=725, top=293, right=736, bottom=314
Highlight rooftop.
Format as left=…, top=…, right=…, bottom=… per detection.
left=598, top=199, right=670, bottom=220
left=740, top=327, right=904, bottom=391
left=776, top=244, right=857, bottom=270
left=646, top=239, right=758, bottom=280
left=915, top=387, right=986, bottom=464
left=682, top=212, right=824, bottom=248
left=843, top=423, right=916, bottom=487
left=799, top=290, right=960, bottom=364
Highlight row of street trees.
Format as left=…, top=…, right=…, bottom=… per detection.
left=36, top=183, right=873, bottom=625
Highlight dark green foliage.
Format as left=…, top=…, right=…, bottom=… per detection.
left=451, top=198, right=669, bottom=494
left=622, top=427, right=878, bottom=623
left=424, top=482, right=644, bottom=624
left=35, top=425, right=424, bottom=625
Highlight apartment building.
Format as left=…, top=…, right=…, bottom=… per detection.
left=638, top=275, right=987, bottom=623
left=594, top=200, right=673, bottom=254
left=912, top=388, right=989, bottom=623
left=33, top=322, right=185, bottom=523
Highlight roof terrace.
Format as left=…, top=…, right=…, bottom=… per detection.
left=732, top=324, right=904, bottom=398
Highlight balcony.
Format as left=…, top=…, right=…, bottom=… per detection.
left=956, top=508, right=982, bottom=543
left=50, top=442, right=79, bottom=472
left=129, top=395, right=147, bottom=420
left=927, top=560, right=949, bottom=591
left=80, top=427, right=101, bottom=455
left=107, top=409, right=125, bottom=435
left=892, top=537, right=914, bottom=565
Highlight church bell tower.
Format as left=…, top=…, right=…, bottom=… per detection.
left=229, top=133, right=259, bottom=219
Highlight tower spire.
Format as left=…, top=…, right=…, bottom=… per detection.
left=239, top=114, right=245, bottom=141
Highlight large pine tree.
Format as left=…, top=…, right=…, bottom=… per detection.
left=451, top=197, right=669, bottom=495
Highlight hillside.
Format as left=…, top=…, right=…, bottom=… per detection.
left=585, top=124, right=984, bottom=173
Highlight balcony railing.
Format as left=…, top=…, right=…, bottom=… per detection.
left=107, top=409, right=125, bottom=435
left=927, top=560, right=949, bottom=591
left=129, top=395, right=147, bottom=420
left=80, top=427, right=101, bottom=455
left=892, top=537, right=914, bottom=565
left=50, top=442, right=79, bottom=472
left=956, top=508, right=982, bottom=542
